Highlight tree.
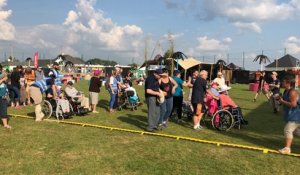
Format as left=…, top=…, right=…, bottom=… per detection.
left=215, top=59, right=227, bottom=72
left=128, top=63, right=139, bottom=70
left=253, top=54, right=270, bottom=71
left=86, top=58, right=118, bottom=66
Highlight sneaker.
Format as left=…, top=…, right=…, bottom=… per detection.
left=252, top=99, right=256, bottom=102
left=193, top=125, right=203, bottom=130
left=92, top=111, right=99, bottom=113
left=278, top=147, right=291, bottom=154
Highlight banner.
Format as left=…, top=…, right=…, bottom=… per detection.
left=34, top=52, right=38, bottom=68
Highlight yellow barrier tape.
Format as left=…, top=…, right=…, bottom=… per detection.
left=10, top=114, right=300, bottom=158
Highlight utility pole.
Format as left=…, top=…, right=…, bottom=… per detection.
left=144, top=37, right=149, bottom=75
left=284, top=48, right=287, bottom=55
left=242, top=52, right=245, bottom=69
left=168, top=33, right=175, bottom=76
left=227, top=53, right=229, bottom=63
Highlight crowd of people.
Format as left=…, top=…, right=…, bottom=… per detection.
left=0, top=63, right=299, bottom=154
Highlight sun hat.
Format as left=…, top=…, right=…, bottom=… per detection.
left=218, top=85, right=231, bottom=93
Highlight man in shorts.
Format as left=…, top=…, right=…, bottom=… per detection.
left=191, top=70, right=219, bottom=130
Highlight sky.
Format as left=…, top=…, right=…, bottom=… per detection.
left=1, top=0, right=300, bottom=70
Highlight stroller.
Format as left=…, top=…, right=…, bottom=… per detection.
left=182, top=100, right=194, bottom=120
left=118, top=89, right=140, bottom=111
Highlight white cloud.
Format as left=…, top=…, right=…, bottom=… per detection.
left=284, top=36, right=300, bottom=54
left=195, top=36, right=232, bottom=52
left=0, top=0, right=15, bottom=40
left=164, top=0, right=295, bottom=33
left=1, top=0, right=145, bottom=64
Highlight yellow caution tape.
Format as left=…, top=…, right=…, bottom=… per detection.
left=10, top=114, right=300, bottom=158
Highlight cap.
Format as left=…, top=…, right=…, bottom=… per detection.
left=173, top=70, right=180, bottom=75
left=94, top=70, right=100, bottom=76
left=67, top=81, right=73, bottom=85
left=272, top=71, right=278, bottom=76
left=154, top=69, right=163, bottom=74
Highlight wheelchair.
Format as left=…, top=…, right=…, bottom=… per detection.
left=117, top=90, right=139, bottom=111
left=41, top=97, right=73, bottom=120
left=65, top=95, right=89, bottom=116
left=202, top=97, right=245, bottom=131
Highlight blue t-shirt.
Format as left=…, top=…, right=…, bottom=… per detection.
left=210, top=88, right=220, bottom=97
left=173, top=76, right=183, bottom=97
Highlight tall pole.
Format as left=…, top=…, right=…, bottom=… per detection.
left=168, top=33, right=174, bottom=76
left=284, top=48, right=287, bottom=55
left=242, top=52, right=245, bottom=69
left=144, top=38, right=149, bottom=76
left=227, top=53, right=229, bottom=64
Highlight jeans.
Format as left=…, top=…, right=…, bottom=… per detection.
left=109, top=90, right=117, bottom=109
left=146, top=96, right=160, bottom=130
left=159, top=97, right=173, bottom=124
left=9, top=86, right=20, bottom=104
left=172, top=96, right=183, bottom=119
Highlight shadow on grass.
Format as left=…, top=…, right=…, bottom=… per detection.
left=118, top=114, right=148, bottom=130
left=97, top=99, right=109, bottom=111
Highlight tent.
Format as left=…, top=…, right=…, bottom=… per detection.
left=265, top=54, right=300, bottom=71
left=174, top=57, right=201, bottom=80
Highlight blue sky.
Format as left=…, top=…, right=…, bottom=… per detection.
left=1, top=0, right=300, bottom=70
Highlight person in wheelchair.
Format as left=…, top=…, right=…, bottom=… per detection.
left=64, top=81, right=90, bottom=111
left=46, top=89, right=72, bottom=118
left=218, top=87, right=248, bottom=126
left=29, top=74, right=57, bottom=121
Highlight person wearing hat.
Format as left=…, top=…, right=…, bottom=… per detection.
left=144, top=68, right=163, bottom=132
left=65, top=81, right=90, bottom=110
left=269, top=71, right=281, bottom=113
left=49, top=62, right=64, bottom=94
left=171, top=70, right=189, bottom=122
left=213, top=72, right=226, bottom=89
left=88, top=70, right=102, bottom=113
left=158, top=68, right=178, bottom=128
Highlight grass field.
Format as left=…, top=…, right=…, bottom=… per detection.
left=1, top=80, right=300, bottom=174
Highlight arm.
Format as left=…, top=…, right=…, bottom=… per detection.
left=170, top=77, right=178, bottom=94
left=146, top=89, right=161, bottom=97
left=206, top=89, right=219, bottom=100
left=279, top=90, right=299, bottom=108
left=51, top=85, right=58, bottom=98
left=187, top=76, right=192, bottom=87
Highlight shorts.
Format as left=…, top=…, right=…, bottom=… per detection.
left=29, top=86, right=43, bottom=105
left=0, top=98, right=8, bottom=118
left=89, top=92, right=99, bottom=105
left=192, top=102, right=206, bottom=116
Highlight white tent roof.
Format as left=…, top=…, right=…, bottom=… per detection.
left=175, top=57, right=201, bottom=70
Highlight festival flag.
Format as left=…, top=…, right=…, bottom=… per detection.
left=34, top=51, right=38, bottom=68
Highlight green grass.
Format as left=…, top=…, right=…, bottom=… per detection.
left=1, top=80, right=300, bottom=174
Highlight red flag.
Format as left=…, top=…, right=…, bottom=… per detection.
left=34, top=51, right=38, bottom=68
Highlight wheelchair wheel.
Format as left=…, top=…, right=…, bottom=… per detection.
left=42, top=100, right=53, bottom=119
left=212, top=109, right=234, bottom=131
